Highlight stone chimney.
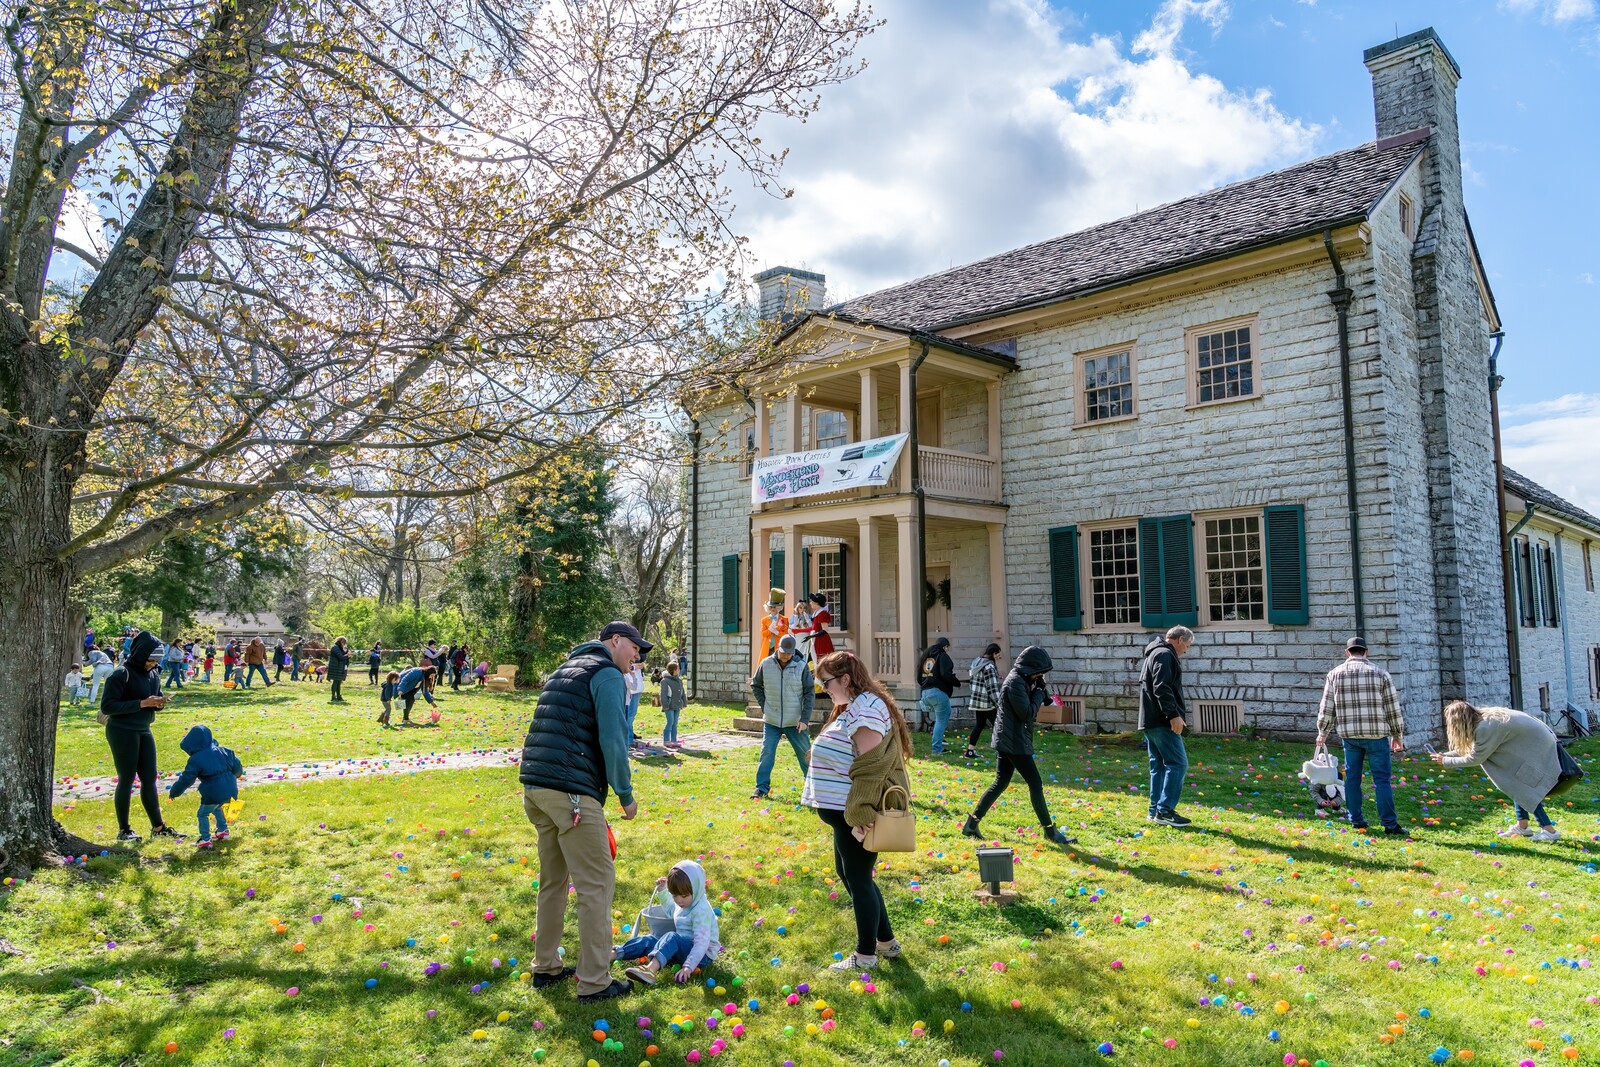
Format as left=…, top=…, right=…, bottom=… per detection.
left=754, top=266, right=827, bottom=322
left=1364, top=28, right=1462, bottom=222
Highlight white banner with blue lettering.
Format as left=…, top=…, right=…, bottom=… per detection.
left=750, top=433, right=909, bottom=506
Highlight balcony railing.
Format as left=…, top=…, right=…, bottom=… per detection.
left=920, top=446, right=999, bottom=502
left=874, top=636, right=900, bottom=679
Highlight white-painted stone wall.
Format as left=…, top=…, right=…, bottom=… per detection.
left=1513, top=516, right=1600, bottom=727
left=690, top=400, right=757, bottom=704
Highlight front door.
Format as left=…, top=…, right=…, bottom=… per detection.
left=926, top=563, right=952, bottom=637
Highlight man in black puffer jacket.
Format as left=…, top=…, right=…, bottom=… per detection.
left=100, top=630, right=183, bottom=842
left=1139, top=625, right=1194, bottom=827
left=518, top=621, right=646, bottom=1003
left=960, top=646, right=1074, bottom=846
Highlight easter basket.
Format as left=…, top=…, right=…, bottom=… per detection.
left=636, top=901, right=677, bottom=938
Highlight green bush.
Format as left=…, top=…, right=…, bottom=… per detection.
left=311, top=598, right=470, bottom=655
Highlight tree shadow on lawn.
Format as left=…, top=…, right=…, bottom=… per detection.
left=1201, top=830, right=1435, bottom=877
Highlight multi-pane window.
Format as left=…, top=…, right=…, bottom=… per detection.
left=814, top=548, right=846, bottom=628
left=1081, top=349, right=1135, bottom=422
left=815, top=410, right=849, bottom=450
left=1203, top=514, right=1265, bottom=622
left=1087, top=526, right=1140, bottom=626
left=1192, top=320, right=1255, bottom=405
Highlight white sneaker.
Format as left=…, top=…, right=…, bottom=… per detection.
left=827, top=952, right=876, bottom=972
left=1498, top=825, right=1534, bottom=837
left=1531, top=827, right=1561, bottom=843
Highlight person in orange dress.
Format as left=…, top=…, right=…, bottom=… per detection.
left=758, top=588, right=789, bottom=665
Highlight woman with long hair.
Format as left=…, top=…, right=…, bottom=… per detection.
left=1430, top=700, right=1562, bottom=841
left=961, top=646, right=1075, bottom=845
left=802, top=650, right=913, bottom=973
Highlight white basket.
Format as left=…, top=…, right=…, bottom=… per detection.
left=1300, top=749, right=1340, bottom=785
left=636, top=904, right=677, bottom=938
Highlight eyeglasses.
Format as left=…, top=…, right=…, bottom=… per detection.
left=817, top=674, right=845, bottom=688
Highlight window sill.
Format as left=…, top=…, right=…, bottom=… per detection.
left=1186, top=392, right=1264, bottom=412
left=1073, top=413, right=1139, bottom=430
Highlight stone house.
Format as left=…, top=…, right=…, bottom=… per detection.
left=687, top=29, right=1513, bottom=740
left=1502, top=468, right=1600, bottom=734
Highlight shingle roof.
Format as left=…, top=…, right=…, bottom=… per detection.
left=830, top=134, right=1428, bottom=332
left=1504, top=467, right=1600, bottom=536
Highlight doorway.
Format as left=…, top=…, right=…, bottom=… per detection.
left=925, top=563, right=952, bottom=637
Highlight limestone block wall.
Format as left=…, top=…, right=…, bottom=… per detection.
left=690, top=400, right=757, bottom=704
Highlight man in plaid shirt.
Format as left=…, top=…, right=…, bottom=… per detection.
left=1315, top=636, right=1408, bottom=835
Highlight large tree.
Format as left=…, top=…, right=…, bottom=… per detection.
left=0, top=0, right=873, bottom=869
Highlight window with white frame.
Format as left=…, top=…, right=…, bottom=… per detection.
left=1077, top=345, right=1136, bottom=424
left=814, top=409, right=849, bottom=450
left=1188, top=316, right=1258, bottom=406
left=1202, top=513, right=1265, bottom=623
left=813, top=547, right=846, bottom=629
left=1086, top=524, right=1141, bottom=626
left=1399, top=192, right=1416, bottom=240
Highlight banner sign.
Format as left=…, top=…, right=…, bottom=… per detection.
left=750, top=433, right=908, bottom=506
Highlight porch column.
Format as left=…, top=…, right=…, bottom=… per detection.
left=856, top=515, right=878, bottom=666
left=751, top=524, right=771, bottom=673
left=898, top=361, right=914, bottom=492
left=988, top=522, right=1008, bottom=656
left=754, top=394, right=770, bottom=458
left=783, top=522, right=802, bottom=620
left=784, top=390, right=802, bottom=453
left=859, top=368, right=879, bottom=439
left=987, top=379, right=1002, bottom=458
left=896, top=511, right=919, bottom=688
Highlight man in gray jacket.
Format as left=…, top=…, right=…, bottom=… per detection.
left=750, top=634, right=813, bottom=800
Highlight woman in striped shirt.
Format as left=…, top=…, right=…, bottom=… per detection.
left=802, top=650, right=913, bottom=972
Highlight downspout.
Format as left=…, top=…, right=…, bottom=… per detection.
left=1487, top=331, right=1522, bottom=706
left=685, top=410, right=702, bottom=701
left=1324, top=230, right=1365, bottom=635
left=910, top=341, right=932, bottom=665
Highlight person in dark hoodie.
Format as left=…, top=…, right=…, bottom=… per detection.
left=1139, top=625, right=1194, bottom=827
left=961, top=646, right=1075, bottom=845
left=327, top=636, right=350, bottom=703
left=917, top=636, right=960, bottom=754
left=99, top=630, right=183, bottom=842
left=167, top=725, right=245, bottom=846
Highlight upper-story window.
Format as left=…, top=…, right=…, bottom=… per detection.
left=1187, top=315, right=1259, bottom=407
left=1399, top=192, right=1416, bottom=241
left=1076, top=343, right=1137, bottom=425
left=814, top=409, right=849, bottom=450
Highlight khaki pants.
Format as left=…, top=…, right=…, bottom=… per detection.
left=523, top=786, right=616, bottom=995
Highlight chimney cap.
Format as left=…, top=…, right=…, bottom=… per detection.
left=753, top=265, right=826, bottom=284
left=1363, top=27, right=1461, bottom=79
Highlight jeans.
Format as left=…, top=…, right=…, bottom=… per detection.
left=164, top=663, right=185, bottom=688
left=625, top=692, right=642, bottom=744
left=106, top=725, right=161, bottom=831
left=1342, top=737, right=1399, bottom=829
left=663, top=708, right=681, bottom=744
left=972, top=751, right=1053, bottom=828
left=1516, top=802, right=1552, bottom=826
left=921, top=689, right=952, bottom=753
left=202, top=666, right=212, bottom=683
left=291, top=656, right=301, bottom=681
left=197, top=802, right=229, bottom=840
left=1144, top=725, right=1189, bottom=814
left=242, top=663, right=271, bottom=688
left=818, top=806, right=894, bottom=957
left=755, top=722, right=811, bottom=795
left=616, top=930, right=694, bottom=969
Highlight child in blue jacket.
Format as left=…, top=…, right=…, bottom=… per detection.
left=377, top=671, right=400, bottom=727
left=167, top=725, right=244, bottom=846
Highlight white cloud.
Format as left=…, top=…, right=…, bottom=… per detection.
left=53, top=189, right=109, bottom=271
left=1503, top=392, right=1600, bottom=515
left=1580, top=272, right=1595, bottom=285
left=737, top=0, right=1320, bottom=301
left=1502, top=0, right=1598, bottom=22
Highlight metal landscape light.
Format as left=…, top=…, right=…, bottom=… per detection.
left=975, top=846, right=1017, bottom=904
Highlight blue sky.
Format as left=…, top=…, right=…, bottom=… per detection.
left=739, top=0, right=1600, bottom=510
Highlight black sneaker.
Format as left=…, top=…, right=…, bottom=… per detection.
left=1152, top=810, right=1192, bottom=827
left=750, top=790, right=769, bottom=800
left=115, top=829, right=141, bottom=842
left=150, top=825, right=185, bottom=839
left=577, top=978, right=633, bottom=1002
left=532, top=966, right=576, bottom=988
left=1349, top=822, right=1369, bottom=832
left=963, top=747, right=978, bottom=759
left=1043, top=824, right=1076, bottom=845
left=960, top=816, right=982, bottom=839
left=1383, top=825, right=1410, bottom=836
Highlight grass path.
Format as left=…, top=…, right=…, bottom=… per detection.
left=8, top=704, right=1600, bottom=1067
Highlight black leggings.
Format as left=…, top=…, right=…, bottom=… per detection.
left=331, top=678, right=344, bottom=700
left=972, top=751, right=1053, bottom=828
left=368, top=664, right=380, bottom=684
left=106, top=726, right=162, bottom=831
left=967, top=706, right=994, bottom=748
left=817, top=807, right=894, bottom=956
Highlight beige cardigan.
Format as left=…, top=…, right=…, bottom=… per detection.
left=1439, top=707, right=1560, bottom=813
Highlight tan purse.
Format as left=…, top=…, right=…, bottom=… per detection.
left=862, top=783, right=915, bottom=852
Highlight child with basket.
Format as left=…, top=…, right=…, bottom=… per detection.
left=613, top=859, right=721, bottom=986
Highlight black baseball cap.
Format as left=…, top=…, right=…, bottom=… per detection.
left=599, top=621, right=653, bottom=653
left=1346, top=635, right=1368, bottom=652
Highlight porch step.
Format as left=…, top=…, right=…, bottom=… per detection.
left=732, top=716, right=825, bottom=736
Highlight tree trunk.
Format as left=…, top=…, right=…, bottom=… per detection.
left=0, top=460, right=77, bottom=872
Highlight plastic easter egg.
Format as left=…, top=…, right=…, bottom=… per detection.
left=1097, top=1042, right=1114, bottom=1055
left=364, top=978, right=378, bottom=989
left=1268, top=1031, right=1281, bottom=1041
left=1164, top=1039, right=1178, bottom=1049
left=472, top=1029, right=487, bottom=1040
left=286, top=986, right=299, bottom=997
left=164, top=1042, right=178, bottom=1054
left=496, top=1012, right=509, bottom=1024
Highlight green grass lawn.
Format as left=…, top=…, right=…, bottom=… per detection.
left=6, top=711, right=1600, bottom=1066
left=50, top=680, right=737, bottom=781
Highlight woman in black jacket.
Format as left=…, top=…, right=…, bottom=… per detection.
left=327, top=637, right=351, bottom=703
left=961, top=646, right=1074, bottom=846
left=100, top=630, right=183, bottom=842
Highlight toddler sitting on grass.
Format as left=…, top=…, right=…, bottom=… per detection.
left=614, top=860, right=721, bottom=986
left=167, top=724, right=245, bottom=847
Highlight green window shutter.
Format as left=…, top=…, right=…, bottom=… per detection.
left=1048, top=526, right=1081, bottom=631
left=1517, top=539, right=1536, bottom=627
left=1264, top=504, right=1310, bottom=625
left=770, top=549, right=785, bottom=594
left=836, top=544, right=849, bottom=630
left=1140, top=514, right=1198, bottom=629
left=721, top=554, right=740, bottom=634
